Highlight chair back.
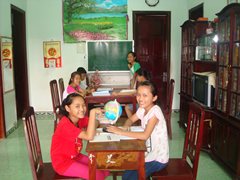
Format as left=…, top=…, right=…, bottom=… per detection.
left=58, top=78, right=65, bottom=102
left=50, top=79, right=61, bottom=131
left=22, top=106, right=43, bottom=180
left=164, top=79, right=175, bottom=139
left=183, top=102, right=205, bottom=179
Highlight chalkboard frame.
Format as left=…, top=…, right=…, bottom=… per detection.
left=87, top=40, right=134, bottom=72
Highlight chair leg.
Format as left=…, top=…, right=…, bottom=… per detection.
left=166, top=114, right=172, bottom=139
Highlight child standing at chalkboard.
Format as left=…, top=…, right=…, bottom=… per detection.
left=63, top=71, right=86, bottom=100
left=127, top=51, right=141, bottom=88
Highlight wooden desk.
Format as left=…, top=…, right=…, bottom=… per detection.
left=85, top=93, right=137, bottom=114
left=86, top=140, right=146, bottom=180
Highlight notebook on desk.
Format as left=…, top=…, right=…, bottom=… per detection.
left=92, top=90, right=111, bottom=96
left=90, top=132, right=120, bottom=142
left=97, top=87, right=113, bottom=91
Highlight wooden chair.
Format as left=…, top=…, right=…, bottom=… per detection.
left=164, top=79, right=175, bottom=139
left=22, top=106, right=81, bottom=180
left=151, top=102, right=205, bottom=180
left=58, top=78, right=65, bottom=102
left=50, top=80, right=61, bottom=131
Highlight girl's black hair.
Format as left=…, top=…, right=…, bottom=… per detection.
left=127, top=51, right=136, bottom=58
left=137, top=80, right=160, bottom=106
left=77, top=67, right=87, bottom=75
left=59, top=93, right=85, bottom=117
left=68, top=71, right=80, bottom=85
left=127, top=51, right=138, bottom=62
left=135, top=68, right=151, bottom=81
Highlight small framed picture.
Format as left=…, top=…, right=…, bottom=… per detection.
left=227, top=0, right=238, bottom=4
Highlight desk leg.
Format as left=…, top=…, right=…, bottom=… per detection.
left=89, top=153, right=96, bottom=180
left=138, top=152, right=145, bottom=180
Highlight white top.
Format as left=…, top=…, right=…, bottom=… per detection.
left=136, top=105, right=169, bottom=163
left=80, top=82, right=87, bottom=90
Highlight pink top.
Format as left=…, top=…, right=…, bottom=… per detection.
left=62, top=85, right=81, bottom=100
left=136, top=105, right=169, bottom=163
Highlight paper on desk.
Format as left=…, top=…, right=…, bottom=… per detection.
left=97, top=87, right=113, bottom=91
left=120, top=89, right=136, bottom=93
left=130, top=126, right=144, bottom=132
left=92, top=90, right=110, bottom=96
left=119, top=126, right=144, bottom=140
left=91, top=126, right=144, bottom=142
left=90, top=132, right=120, bottom=142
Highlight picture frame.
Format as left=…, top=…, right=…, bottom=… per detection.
left=227, top=0, right=238, bottom=4
left=43, top=41, right=62, bottom=68
left=0, top=36, right=14, bottom=93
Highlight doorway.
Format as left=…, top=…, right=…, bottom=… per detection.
left=11, top=5, right=29, bottom=119
left=133, top=11, right=171, bottom=109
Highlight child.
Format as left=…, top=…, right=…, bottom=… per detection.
left=62, top=71, right=86, bottom=100
left=77, top=67, right=96, bottom=93
left=51, top=93, right=109, bottom=179
left=107, top=81, right=169, bottom=179
left=127, top=51, right=141, bottom=88
left=113, top=68, right=151, bottom=118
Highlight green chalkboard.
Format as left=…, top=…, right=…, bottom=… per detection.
left=87, top=41, right=133, bottom=71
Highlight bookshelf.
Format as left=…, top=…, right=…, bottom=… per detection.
left=211, top=4, right=240, bottom=179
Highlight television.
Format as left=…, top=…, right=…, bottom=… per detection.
left=192, top=72, right=216, bottom=107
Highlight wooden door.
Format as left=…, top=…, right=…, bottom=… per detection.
left=133, top=11, right=170, bottom=109
left=11, top=5, right=29, bottom=119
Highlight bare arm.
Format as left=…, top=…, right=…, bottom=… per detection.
left=78, top=108, right=103, bottom=140
left=107, top=115, right=158, bottom=140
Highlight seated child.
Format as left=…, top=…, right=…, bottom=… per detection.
left=77, top=67, right=95, bottom=93
left=63, top=71, right=86, bottom=100
left=51, top=93, right=110, bottom=179
left=113, top=68, right=151, bottom=118
left=107, top=81, right=169, bottom=179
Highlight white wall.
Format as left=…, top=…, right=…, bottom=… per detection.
left=187, top=0, right=227, bottom=20
left=1, top=0, right=230, bottom=115
left=0, top=0, right=26, bottom=132
left=26, top=0, right=188, bottom=111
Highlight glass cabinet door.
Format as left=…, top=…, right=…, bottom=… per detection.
left=217, top=44, right=229, bottom=113
left=196, top=34, right=217, bottom=61
left=229, top=12, right=240, bottom=120
left=218, top=17, right=230, bottom=42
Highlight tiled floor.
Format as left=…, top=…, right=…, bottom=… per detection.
left=0, top=112, right=232, bottom=180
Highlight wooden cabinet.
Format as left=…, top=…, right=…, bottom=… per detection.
left=211, top=114, right=240, bottom=178
left=179, top=20, right=216, bottom=124
left=215, top=4, right=240, bottom=120
left=210, top=4, right=240, bottom=179
left=180, top=20, right=205, bottom=127
left=179, top=20, right=216, bottom=151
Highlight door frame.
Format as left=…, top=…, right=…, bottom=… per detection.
left=132, top=11, right=171, bottom=109
left=11, top=5, right=29, bottom=119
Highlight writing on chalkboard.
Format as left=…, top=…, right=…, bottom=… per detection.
left=87, top=40, right=133, bottom=71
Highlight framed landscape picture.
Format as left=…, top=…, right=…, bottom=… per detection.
left=63, top=0, right=128, bottom=42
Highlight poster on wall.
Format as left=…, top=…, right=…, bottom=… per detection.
left=43, top=41, right=62, bottom=68
left=63, top=0, right=128, bottom=42
left=1, top=37, right=14, bottom=93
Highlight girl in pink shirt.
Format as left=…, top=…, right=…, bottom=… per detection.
left=107, top=81, right=169, bottom=179
left=51, top=93, right=109, bottom=179
left=63, top=71, right=86, bottom=100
